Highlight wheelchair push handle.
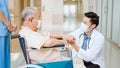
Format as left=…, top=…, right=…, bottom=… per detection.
left=11, top=34, right=20, bottom=39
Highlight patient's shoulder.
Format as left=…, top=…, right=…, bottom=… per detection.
left=19, top=26, right=33, bottom=37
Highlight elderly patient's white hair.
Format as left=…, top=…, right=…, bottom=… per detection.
left=22, top=7, right=38, bottom=21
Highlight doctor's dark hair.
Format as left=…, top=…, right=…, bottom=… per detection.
left=84, top=12, right=99, bottom=28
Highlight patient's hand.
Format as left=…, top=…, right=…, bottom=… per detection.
left=65, top=34, right=75, bottom=44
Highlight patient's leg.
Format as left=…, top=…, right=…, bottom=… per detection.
left=43, top=38, right=67, bottom=47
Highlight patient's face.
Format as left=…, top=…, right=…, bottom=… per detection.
left=30, top=10, right=40, bottom=31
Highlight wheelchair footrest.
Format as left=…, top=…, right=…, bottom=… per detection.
left=36, top=60, right=73, bottom=68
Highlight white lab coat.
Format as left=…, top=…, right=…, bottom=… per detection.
left=70, top=27, right=105, bottom=68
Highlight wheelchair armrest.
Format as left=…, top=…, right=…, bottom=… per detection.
left=43, top=44, right=65, bottom=48
left=43, top=37, right=64, bottom=48
left=30, top=44, right=65, bottom=49
left=56, top=38, right=63, bottom=40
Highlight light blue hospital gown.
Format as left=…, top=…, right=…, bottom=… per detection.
left=0, top=0, right=11, bottom=68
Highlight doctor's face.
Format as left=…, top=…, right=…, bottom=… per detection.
left=83, top=17, right=95, bottom=31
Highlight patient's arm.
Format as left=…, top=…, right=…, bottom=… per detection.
left=43, top=38, right=67, bottom=47
left=50, top=33, right=64, bottom=39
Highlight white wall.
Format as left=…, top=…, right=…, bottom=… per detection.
left=41, top=0, right=63, bottom=25
left=82, top=0, right=88, bottom=13
left=82, top=0, right=97, bottom=13
left=96, top=0, right=120, bottom=46
left=96, top=0, right=120, bottom=68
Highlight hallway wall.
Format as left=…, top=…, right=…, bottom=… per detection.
left=96, top=0, right=120, bottom=68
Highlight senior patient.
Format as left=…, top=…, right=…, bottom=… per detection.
left=19, top=7, right=86, bottom=68
left=19, top=7, right=66, bottom=49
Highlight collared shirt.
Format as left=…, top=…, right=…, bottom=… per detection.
left=19, top=26, right=50, bottom=49
left=81, top=32, right=92, bottom=50
left=0, top=0, right=11, bottom=36
left=70, top=27, right=105, bottom=68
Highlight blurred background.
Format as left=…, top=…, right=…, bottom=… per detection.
left=9, top=0, right=120, bottom=68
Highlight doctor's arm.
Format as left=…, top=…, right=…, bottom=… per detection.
left=77, top=36, right=105, bottom=62
left=69, top=40, right=79, bottom=52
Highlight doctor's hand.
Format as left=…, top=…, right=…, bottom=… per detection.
left=65, top=34, right=79, bottom=52
left=65, top=34, right=75, bottom=43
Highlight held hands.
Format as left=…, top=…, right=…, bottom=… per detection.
left=65, top=34, right=79, bottom=52
left=65, top=34, right=76, bottom=44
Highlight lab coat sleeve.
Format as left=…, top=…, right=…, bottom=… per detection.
left=69, top=27, right=82, bottom=37
left=77, top=35, right=104, bottom=62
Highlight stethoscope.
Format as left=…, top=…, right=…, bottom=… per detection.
left=79, top=33, right=91, bottom=49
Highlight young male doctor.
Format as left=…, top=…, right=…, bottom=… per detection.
left=66, top=12, right=105, bottom=68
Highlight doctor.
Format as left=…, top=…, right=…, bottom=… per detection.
left=66, top=12, right=105, bottom=68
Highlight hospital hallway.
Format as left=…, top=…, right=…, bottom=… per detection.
left=9, top=0, right=120, bottom=68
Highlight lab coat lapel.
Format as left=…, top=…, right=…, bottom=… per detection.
left=89, top=29, right=97, bottom=48
left=79, top=33, right=84, bottom=47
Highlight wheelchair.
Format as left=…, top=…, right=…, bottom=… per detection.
left=11, top=34, right=73, bottom=68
